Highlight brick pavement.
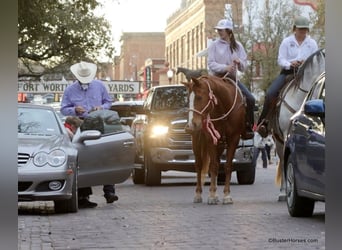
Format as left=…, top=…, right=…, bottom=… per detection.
left=18, top=161, right=325, bottom=250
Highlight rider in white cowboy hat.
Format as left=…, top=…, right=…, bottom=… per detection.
left=61, top=61, right=118, bottom=208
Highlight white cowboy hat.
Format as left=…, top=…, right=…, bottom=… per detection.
left=215, top=19, right=233, bottom=30
left=70, top=61, right=97, bottom=83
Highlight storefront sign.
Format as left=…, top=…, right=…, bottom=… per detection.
left=18, top=80, right=140, bottom=94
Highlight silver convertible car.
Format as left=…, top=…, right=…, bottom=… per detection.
left=18, top=103, right=135, bottom=213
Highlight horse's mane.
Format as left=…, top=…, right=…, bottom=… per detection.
left=292, top=48, right=325, bottom=89
left=176, top=67, right=208, bottom=81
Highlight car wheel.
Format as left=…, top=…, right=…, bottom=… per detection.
left=144, top=152, right=161, bottom=186
left=54, top=171, right=78, bottom=213
left=132, top=168, right=145, bottom=184
left=286, top=157, right=315, bottom=217
left=236, top=165, right=256, bottom=185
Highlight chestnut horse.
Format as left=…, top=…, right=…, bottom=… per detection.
left=182, top=75, right=247, bottom=204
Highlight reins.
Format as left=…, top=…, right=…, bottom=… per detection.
left=211, top=70, right=241, bottom=121
left=189, top=68, right=241, bottom=122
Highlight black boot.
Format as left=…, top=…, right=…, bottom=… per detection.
left=242, top=105, right=255, bottom=140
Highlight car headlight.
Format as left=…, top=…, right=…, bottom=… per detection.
left=33, top=149, right=66, bottom=167
left=150, top=125, right=169, bottom=138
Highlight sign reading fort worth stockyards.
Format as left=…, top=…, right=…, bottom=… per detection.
left=18, top=80, right=140, bottom=94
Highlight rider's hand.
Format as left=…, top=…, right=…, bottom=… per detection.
left=233, top=59, right=241, bottom=66
left=290, top=60, right=302, bottom=68
left=226, top=64, right=236, bottom=74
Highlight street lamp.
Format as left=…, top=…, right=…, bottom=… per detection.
left=167, top=68, right=174, bottom=84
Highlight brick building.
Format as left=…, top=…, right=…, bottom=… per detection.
left=165, top=0, right=243, bottom=82
left=114, top=32, right=165, bottom=78
left=115, top=0, right=243, bottom=95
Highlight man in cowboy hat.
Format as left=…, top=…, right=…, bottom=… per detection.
left=61, top=61, right=118, bottom=209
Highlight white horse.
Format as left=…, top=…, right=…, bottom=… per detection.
left=270, top=48, right=325, bottom=201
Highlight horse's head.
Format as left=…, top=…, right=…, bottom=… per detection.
left=176, top=67, right=182, bottom=75
left=181, top=76, right=214, bottom=133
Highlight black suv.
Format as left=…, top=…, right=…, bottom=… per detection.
left=131, top=85, right=256, bottom=186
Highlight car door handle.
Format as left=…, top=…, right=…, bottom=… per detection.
left=123, top=141, right=134, bottom=147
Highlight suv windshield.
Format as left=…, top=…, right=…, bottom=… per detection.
left=151, top=87, right=188, bottom=111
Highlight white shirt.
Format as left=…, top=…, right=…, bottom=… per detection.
left=207, top=38, right=247, bottom=75
left=254, top=132, right=266, bottom=149
left=278, top=34, right=318, bottom=70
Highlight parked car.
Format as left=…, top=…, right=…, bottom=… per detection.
left=283, top=72, right=325, bottom=217
left=18, top=104, right=135, bottom=213
left=131, top=85, right=256, bottom=186
left=110, top=100, right=144, bottom=127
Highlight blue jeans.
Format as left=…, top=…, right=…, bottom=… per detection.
left=253, top=147, right=267, bottom=168
left=258, top=74, right=286, bottom=124
left=238, top=81, right=255, bottom=126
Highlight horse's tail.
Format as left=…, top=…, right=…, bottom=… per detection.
left=275, top=162, right=282, bottom=187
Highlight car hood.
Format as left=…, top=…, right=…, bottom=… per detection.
left=149, top=108, right=188, bottom=120
left=18, top=134, right=71, bottom=155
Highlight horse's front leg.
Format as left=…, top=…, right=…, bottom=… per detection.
left=193, top=139, right=210, bottom=203
left=194, top=164, right=203, bottom=203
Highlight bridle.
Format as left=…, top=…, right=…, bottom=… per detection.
left=189, top=76, right=241, bottom=122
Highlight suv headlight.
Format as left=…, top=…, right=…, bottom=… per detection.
left=33, top=149, right=66, bottom=167
left=150, top=125, right=169, bottom=138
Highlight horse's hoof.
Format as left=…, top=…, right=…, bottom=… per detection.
left=193, top=196, right=203, bottom=203
left=222, top=196, right=233, bottom=205
left=207, top=196, right=219, bottom=205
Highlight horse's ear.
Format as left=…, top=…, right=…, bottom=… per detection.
left=181, top=81, right=193, bottom=89
left=191, top=77, right=200, bottom=85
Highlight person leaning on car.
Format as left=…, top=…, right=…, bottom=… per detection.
left=61, top=61, right=118, bottom=209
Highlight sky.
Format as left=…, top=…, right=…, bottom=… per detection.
left=97, top=0, right=182, bottom=54
left=96, top=0, right=316, bottom=57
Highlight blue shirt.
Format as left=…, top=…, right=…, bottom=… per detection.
left=61, top=79, right=112, bottom=118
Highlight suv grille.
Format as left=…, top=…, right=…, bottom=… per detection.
left=169, top=120, right=192, bottom=149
